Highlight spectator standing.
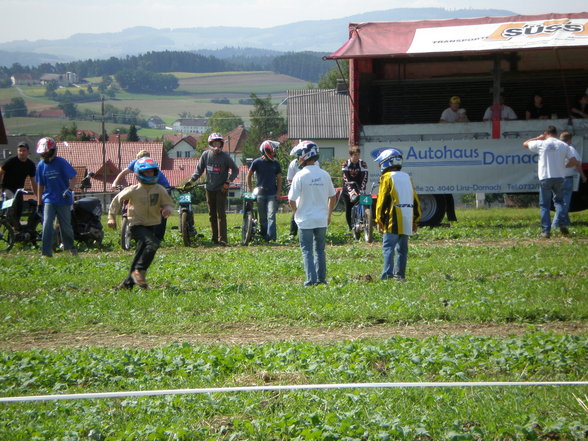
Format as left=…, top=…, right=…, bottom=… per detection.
left=112, top=150, right=170, bottom=241
left=523, top=125, right=579, bottom=237
left=35, top=137, right=78, bottom=257
left=0, top=142, right=37, bottom=198
left=108, top=158, right=174, bottom=289
left=341, top=146, right=368, bottom=230
left=482, top=96, right=518, bottom=121
left=187, top=133, right=239, bottom=245
left=440, top=96, right=469, bottom=123
left=288, top=141, right=336, bottom=286
left=0, top=141, right=37, bottom=198
left=556, top=131, right=587, bottom=229
left=374, top=149, right=421, bottom=280
left=246, top=140, right=282, bottom=241
left=525, top=93, right=551, bottom=120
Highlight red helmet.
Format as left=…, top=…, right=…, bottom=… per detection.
left=259, top=140, right=279, bottom=160
left=36, top=137, right=58, bottom=160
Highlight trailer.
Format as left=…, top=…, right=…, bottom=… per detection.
left=327, top=12, right=588, bottom=225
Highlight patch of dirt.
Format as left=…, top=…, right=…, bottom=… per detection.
left=3, top=322, right=587, bottom=351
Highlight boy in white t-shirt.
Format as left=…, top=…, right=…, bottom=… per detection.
left=288, top=141, right=336, bottom=286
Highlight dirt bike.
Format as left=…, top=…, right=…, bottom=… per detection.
left=348, top=182, right=376, bottom=243
left=53, top=191, right=104, bottom=250
left=241, top=188, right=260, bottom=246
left=171, top=185, right=203, bottom=247
left=0, top=189, right=42, bottom=252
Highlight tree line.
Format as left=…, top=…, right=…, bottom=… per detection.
left=0, top=49, right=336, bottom=84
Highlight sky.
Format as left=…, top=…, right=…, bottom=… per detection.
left=1, top=0, right=587, bottom=44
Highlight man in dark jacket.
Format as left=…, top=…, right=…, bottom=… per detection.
left=188, top=133, right=238, bottom=245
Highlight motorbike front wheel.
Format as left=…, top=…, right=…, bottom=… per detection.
left=121, top=216, right=132, bottom=250
left=181, top=211, right=195, bottom=247
left=363, top=208, right=373, bottom=243
left=241, top=210, right=254, bottom=245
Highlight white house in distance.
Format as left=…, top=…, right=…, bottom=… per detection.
left=167, top=135, right=198, bottom=158
left=39, top=72, right=78, bottom=86
left=286, top=88, right=350, bottom=162
left=172, top=118, right=209, bottom=134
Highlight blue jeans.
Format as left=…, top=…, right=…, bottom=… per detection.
left=298, top=227, right=327, bottom=285
left=42, top=203, right=75, bottom=257
left=553, top=176, right=573, bottom=228
left=539, top=177, right=565, bottom=232
left=382, top=233, right=409, bottom=280
left=256, top=194, right=278, bottom=241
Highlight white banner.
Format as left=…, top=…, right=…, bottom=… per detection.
left=364, top=139, right=582, bottom=195
left=409, top=18, right=588, bottom=54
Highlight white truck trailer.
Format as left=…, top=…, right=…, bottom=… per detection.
left=327, top=12, right=588, bottom=225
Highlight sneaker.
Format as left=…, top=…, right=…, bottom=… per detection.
left=540, top=231, right=551, bottom=239
left=131, top=270, right=149, bottom=288
left=560, top=227, right=569, bottom=236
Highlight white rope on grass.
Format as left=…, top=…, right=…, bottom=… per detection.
left=1, top=381, right=587, bottom=403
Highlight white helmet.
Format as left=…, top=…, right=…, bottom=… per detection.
left=293, top=140, right=319, bottom=168
left=208, top=133, right=224, bottom=151
left=375, top=148, right=403, bottom=171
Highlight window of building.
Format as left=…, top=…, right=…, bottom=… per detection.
left=176, top=151, right=182, bottom=158
left=320, top=147, right=334, bottom=162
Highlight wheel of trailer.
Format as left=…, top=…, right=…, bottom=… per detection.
left=0, top=219, right=15, bottom=252
left=569, top=180, right=588, bottom=212
left=120, top=217, right=132, bottom=250
left=181, top=211, right=194, bottom=247
left=241, top=211, right=253, bottom=245
left=363, top=208, right=373, bottom=243
left=418, top=194, right=447, bottom=227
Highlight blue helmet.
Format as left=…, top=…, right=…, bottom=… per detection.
left=375, top=148, right=403, bottom=171
left=134, top=157, right=159, bottom=185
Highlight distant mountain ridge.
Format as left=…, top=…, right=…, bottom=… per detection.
left=0, top=8, right=516, bottom=66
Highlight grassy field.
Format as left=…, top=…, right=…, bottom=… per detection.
left=0, top=207, right=587, bottom=439
left=1, top=71, right=303, bottom=137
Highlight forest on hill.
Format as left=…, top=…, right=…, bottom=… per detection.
left=0, top=49, right=335, bottom=84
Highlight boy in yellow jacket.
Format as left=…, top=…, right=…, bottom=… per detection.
left=374, top=149, right=421, bottom=280
left=108, top=158, right=174, bottom=289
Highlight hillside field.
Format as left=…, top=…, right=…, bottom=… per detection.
left=1, top=71, right=306, bottom=136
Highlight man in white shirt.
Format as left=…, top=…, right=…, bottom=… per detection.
left=523, top=125, right=580, bottom=237
left=288, top=141, right=336, bottom=286
left=483, top=96, right=518, bottom=121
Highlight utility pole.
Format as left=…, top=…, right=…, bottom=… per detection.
left=116, top=129, right=121, bottom=170
left=101, top=96, right=106, bottom=193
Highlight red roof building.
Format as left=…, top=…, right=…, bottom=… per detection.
left=55, top=141, right=198, bottom=191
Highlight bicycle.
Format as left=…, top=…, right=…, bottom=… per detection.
left=0, top=189, right=42, bottom=252
left=171, top=185, right=203, bottom=247
left=241, top=188, right=260, bottom=246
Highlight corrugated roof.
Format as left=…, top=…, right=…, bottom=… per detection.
left=287, top=89, right=349, bottom=139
